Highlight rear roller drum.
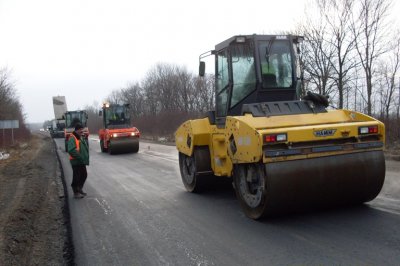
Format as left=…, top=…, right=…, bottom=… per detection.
left=234, top=163, right=268, bottom=220
left=179, top=152, right=198, bottom=192
left=179, top=152, right=211, bottom=193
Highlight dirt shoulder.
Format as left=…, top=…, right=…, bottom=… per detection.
left=0, top=133, right=72, bottom=265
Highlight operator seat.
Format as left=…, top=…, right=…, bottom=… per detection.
left=262, top=73, right=277, bottom=87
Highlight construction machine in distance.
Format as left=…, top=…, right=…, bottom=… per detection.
left=50, top=96, right=67, bottom=138
left=175, top=34, right=385, bottom=219
left=64, top=110, right=89, bottom=151
left=98, top=103, right=140, bottom=154
left=49, top=119, right=65, bottom=138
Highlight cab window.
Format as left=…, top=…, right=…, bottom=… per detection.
left=216, top=51, right=229, bottom=117
left=230, top=44, right=256, bottom=107
left=259, top=40, right=293, bottom=88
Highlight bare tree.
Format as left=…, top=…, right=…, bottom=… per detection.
left=351, top=0, right=392, bottom=115
left=141, top=72, right=158, bottom=116
left=0, top=68, right=18, bottom=119
left=0, top=68, right=30, bottom=145
left=376, top=36, right=400, bottom=119
left=175, top=66, right=195, bottom=113
left=84, top=101, right=103, bottom=134
left=106, top=90, right=124, bottom=105
left=303, top=30, right=336, bottom=95
left=0, top=68, right=25, bottom=121
left=192, top=74, right=215, bottom=112
left=298, top=3, right=337, bottom=101
left=120, top=82, right=145, bottom=118
left=318, top=0, right=360, bottom=109
left=141, top=63, right=180, bottom=115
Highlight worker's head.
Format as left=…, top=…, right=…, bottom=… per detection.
left=74, top=123, right=84, bottom=135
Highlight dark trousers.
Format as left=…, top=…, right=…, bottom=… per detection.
left=71, top=165, right=87, bottom=193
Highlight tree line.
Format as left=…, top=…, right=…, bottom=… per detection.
left=0, top=68, right=30, bottom=147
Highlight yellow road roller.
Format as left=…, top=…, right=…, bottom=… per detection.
left=175, top=35, right=385, bottom=219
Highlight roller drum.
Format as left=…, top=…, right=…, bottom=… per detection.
left=108, top=137, right=139, bottom=154
left=263, top=150, right=385, bottom=215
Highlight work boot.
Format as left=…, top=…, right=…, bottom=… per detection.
left=78, top=188, right=87, bottom=196
left=74, top=192, right=84, bottom=199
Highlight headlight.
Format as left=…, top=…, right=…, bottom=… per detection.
left=112, top=133, right=118, bottom=138
left=131, top=132, right=136, bottom=136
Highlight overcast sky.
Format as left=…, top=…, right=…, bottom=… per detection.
left=0, top=0, right=399, bottom=123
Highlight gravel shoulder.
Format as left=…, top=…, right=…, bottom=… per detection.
left=0, top=133, right=72, bottom=265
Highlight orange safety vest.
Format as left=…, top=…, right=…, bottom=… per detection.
left=69, top=134, right=80, bottom=160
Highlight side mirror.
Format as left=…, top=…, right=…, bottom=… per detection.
left=99, top=110, right=103, bottom=117
left=199, top=61, right=205, bottom=77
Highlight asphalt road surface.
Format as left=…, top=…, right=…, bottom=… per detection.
left=55, top=137, right=400, bottom=266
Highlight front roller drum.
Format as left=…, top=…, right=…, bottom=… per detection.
left=234, top=151, right=385, bottom=219
left=108, top=137, right=139, bottom=155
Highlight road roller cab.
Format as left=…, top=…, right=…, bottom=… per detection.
left=175, top=34, right=386, bottom=219
left=99, top=103, right=140, bottom=154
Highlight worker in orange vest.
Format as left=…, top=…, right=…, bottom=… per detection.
left=67, top=123, right=90, bottom=198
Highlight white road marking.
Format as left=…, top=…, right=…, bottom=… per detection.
left=140, top=151, right=178, bottom=163
left=368, top=195, right=400, bottom=215
left=94, top=198, right=113, bottom=215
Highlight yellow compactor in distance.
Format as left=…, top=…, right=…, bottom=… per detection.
left=175, top=34, right=385, bottom=219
